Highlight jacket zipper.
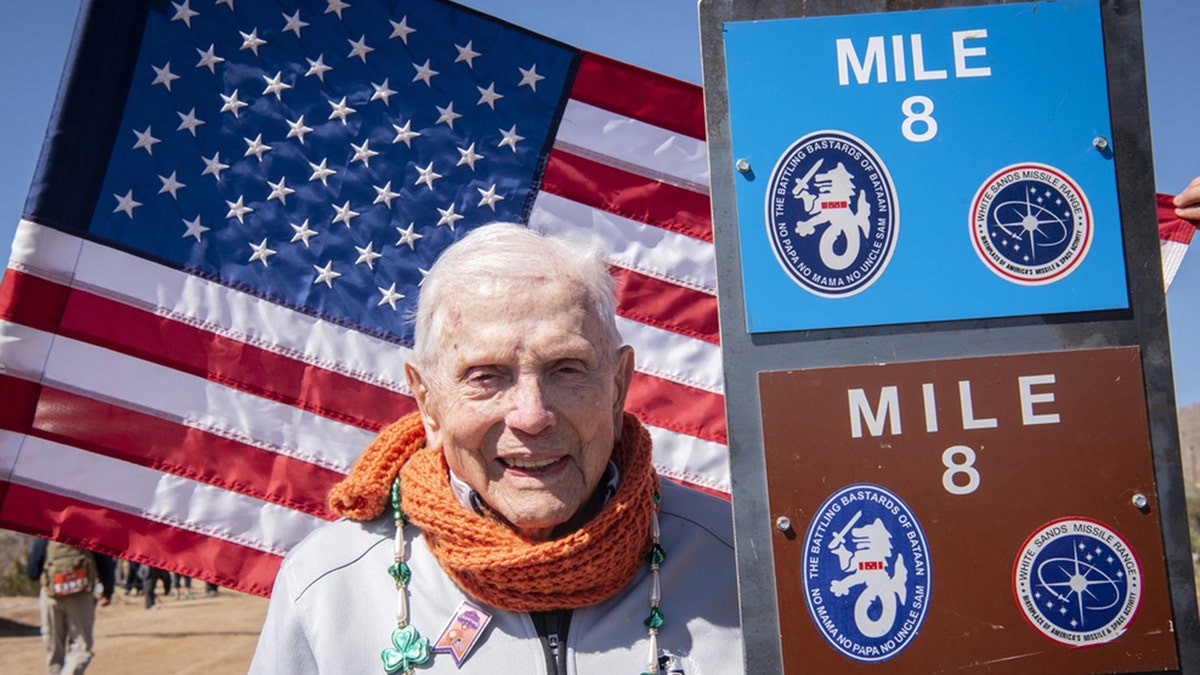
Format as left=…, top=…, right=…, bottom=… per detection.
left=532, top=609, right=572, bottom=675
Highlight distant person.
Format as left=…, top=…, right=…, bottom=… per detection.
left=172, top=573, right=193, bottom=600
left=26, top=539, right=115, bottom=675
left=141, top=564, right=172, bottom=610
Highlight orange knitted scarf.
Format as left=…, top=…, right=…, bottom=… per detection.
left=328, top=411, right=660, bottom=612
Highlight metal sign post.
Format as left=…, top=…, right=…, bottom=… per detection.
left=698, top=0, right=1199, bottom=672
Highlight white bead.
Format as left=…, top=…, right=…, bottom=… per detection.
left=647, top=629, right=659, bottom=674
left=650, top=569, right=661, bottom=604
left=651, top=510, right=660, bottom=540
left=397, top=582, right=409, bottom=625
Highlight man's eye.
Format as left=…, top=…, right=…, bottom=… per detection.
left=553, top=360, right=587, bottom=376
left=465, top=369, right=501, bottom=386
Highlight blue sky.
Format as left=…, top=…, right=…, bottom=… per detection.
left=1, top=0, right=1197, bottom=407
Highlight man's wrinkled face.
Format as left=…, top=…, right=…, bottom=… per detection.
left=405, top=276, right=633, bottom=540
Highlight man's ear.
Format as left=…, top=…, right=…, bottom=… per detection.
left=405, top=361, right=441, bottom=445
left=612, top=345, right=635, bottom=438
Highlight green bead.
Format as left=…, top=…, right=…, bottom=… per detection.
left=652, top=491, right=661, bottom=505
left=645, top=543, right=666, bottom=566
left=644, top=606, right=665, bottom=629
left=387, top=561, right=411, bottom=585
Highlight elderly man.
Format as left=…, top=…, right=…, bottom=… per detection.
left=250, top=224, right=742, bottom=674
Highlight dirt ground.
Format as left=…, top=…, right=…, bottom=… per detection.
left=0, top=588, right=267, bottom=674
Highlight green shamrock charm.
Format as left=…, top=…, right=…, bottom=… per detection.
left=380, top=624, right=431, bottom=674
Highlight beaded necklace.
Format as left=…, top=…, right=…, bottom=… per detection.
left=379, top=476, right=665, bottom=675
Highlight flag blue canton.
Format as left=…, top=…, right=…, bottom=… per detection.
left=88, top=0, right=575, bottom=341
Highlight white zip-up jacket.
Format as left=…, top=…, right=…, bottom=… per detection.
left=250, top=478, right=743, bottom=674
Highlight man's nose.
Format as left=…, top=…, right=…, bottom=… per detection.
left=504, top=376, right=555, bottom=434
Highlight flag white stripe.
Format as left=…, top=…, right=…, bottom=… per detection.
left=1162, top=239, right=1189, bottom=290
left=11, top=321, right=373, bottom=472
left=557, top=99, right=710, bottom=191
left=646, top=424, right=731, bottom=492
left=5, top=430, right=324, bottom=554
left=529, top=193, right=718, bottom=294
left=617, top=316, right=723, bottom=395
left=11, top=220, right=413, bottom=395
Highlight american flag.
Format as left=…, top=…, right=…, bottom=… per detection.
left=0, top=0, right=722, bottom=596
left=1159, top=193, right=1196, bottom=290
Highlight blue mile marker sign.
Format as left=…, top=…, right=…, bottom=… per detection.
left=724, top=0, right=1127, bottom=332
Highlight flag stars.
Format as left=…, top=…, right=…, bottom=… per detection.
left=351, top=140, right=379, bottom=167
left=328, top=97, right=357, bottom=124
left=267, top=177, right=295, bottom=204
left=201, top=152, right=230, bottom=181
left=412, top=59, right=438, bottom=86
left=313, top=261, right=342, bottom=287
left=355, top=242, right=382, bottom=269
left=290, top=219, right=319, bottom=246
left=177, top=108, right=205, bottom=135
left=347, top=35, right=374, bottom=62
left=415, top=162, right=442, bottom=190
left=392, top=120, right=420, bottom=147
left=306, top=55, right=332, bottom=81
left=171, top=0, right=199, bottom=27
left=373, top=181, right=400, bottom=207
left=132, top=126, right=161, bottom=155
left=378, top=283, right=405, bottom=310
left=370, top=79, right=397, bottom=106
left=477, top=185, right=503, bottom=210
left=435, top=102, right=461, bottom=129
left=113, top=190, right=142, bottom=218
left=262, top=72, right=292, bottom=99
left=152, top=62, right=180, bottom=90
left=395, top=223, right=423, bottom=249
left=158, top=171, right=186, bottom=199
left=325, top=0, right=350, bottom=19
left=182, top=216, right=209, bottom=242
left=281, top=10, right=309, bottom=37
left=437, top=204, right=464, bottom=230
left=244, top=134, right=272, bottom=161
left=390, top=17, right=415, bottom=43
left=225, top=196, right=254, bottom=223
left=476, top=83, right=503, bottom=109
left=518, top=64, right=545, bottom=91
left=498, top=125, right=524, bottom=152
left=220, top=90, right=248, bottom=118
left=455, top=41, right=481, bottom=67
left=287, top=116, right=314, bottom=144
left=308, top=159, right=337, bottom=185
left=332, top=201, right=360, bottom=227
left=249, top=239, right=277, bottom=266
left=457, top=143, right=484, bottom=170
left=240, top=29, right=267, bottom=57
left=196, top=44, right=224, bottom=73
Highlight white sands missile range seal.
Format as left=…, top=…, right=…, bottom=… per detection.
left=1014, top=517, right=1141, bottom=646
left=970, top=163, right=1092, bottom=285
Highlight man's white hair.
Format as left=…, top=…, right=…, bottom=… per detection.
left=412, top=223, right=622, bottom=368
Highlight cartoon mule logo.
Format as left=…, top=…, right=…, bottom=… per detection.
left=765, top=131, right=899, bottom=298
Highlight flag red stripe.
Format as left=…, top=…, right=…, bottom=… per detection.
left=572, top=52, right=706, bottom=141
left=2, top=375, right=341, bottom=519
left=0, top=482, right=281, bottom=596
left=627, top=372, right=727, bottom=445
left=0, top=264, right=69, bottom=331
left=541, top=149, right=713, bottom=243
left=610, top=266, right=720, bottom=345
left=0, top=270, right=416, bottom=431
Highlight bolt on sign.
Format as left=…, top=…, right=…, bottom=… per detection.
left=698, top=0, right=1200, bottom=673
